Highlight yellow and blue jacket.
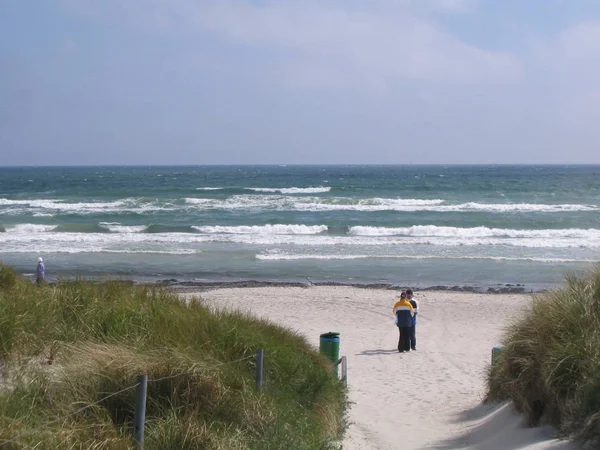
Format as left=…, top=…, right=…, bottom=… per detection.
left=392, top=299, right=415, bottom=328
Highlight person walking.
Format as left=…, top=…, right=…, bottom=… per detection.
left=406, top=289, right=418, bottom=351
left=36, top=257, right=45, bottom=285
left=393, top=291, right=415, bottom=353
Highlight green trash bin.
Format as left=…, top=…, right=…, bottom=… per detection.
left=491, top=346, right=503, bottom=368
left=320, top=332, right=340, bottom=375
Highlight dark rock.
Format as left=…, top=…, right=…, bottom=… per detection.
left=461, top=286, right=478, bottom=292
left=424, top=285, right=449, bottom=291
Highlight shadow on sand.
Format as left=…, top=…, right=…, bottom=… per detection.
left=428, top=402, right=572, bottom=450
left=357, top=349, right=399, bottom=356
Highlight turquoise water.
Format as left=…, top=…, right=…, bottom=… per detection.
left=1, top=165, right=599, bottom=290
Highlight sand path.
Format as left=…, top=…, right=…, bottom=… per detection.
left=184, top=287, right=574, bottom=450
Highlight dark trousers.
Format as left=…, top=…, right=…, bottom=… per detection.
left=398, top=327, right=412, bottom=352
left=408, top=326, right=416, bottom=350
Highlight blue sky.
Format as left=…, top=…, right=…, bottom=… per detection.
left=1, top=0, right=600, bottom=165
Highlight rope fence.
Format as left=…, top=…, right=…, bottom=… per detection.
left=0, top=352, right=260, bottom=448
left=0, top=349, right=347, bottom=448
left=0, top=383, right=141, bottom=447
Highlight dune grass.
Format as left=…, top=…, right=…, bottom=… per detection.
left=486, top=267, right=600, bottom=448
left=0, top=264, right=347, bottom=449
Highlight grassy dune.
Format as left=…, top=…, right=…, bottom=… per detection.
left=0, top=264, right=346, bottom=449
left=487, top=267, right=600, bottom=448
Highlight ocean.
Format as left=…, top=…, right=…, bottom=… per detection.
left=1, top=165, right=599, bottom=291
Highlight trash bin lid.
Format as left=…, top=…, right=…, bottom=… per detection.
left=320, top=332, right=340, bottom=338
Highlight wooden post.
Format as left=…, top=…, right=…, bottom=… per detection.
left=256, top=349, right=264, bottom=392
left=341, top=356, right=347, bottom=387
left=134, top=374, right=148, bottom=449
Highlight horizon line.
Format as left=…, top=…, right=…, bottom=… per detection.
left=2, top=163, right=600, bottom=168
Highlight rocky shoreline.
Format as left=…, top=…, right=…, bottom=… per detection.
left=158, top=278, right=537, bottom=294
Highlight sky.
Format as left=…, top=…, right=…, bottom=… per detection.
left=1, top=0, right=600, bottom=165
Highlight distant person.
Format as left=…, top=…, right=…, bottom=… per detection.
left=406, top=289, right=418, bottom=351
left=393, top=291, right=415, bottom=353
left=36, top=257, right=45, bottom=285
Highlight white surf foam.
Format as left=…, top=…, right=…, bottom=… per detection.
left=349, top=225, right=600, bottom=239
left=4, top=196, right=597, bottom=215
left=3, top=223, right=600, bottom=249
left=192, top=224, right=328, bottom=235
left=255, top=253, right=595, bottom=263
left=0, top=198, right=176, bottom=214
left=102, top=225, right=148, bottom=233
left=5, top=224, right=56, bottom=233
left=448, top=202, right=597, bottom=213
left=182, top=196, right=595, bottom=213
left=244, top=187, right=331, bottom=194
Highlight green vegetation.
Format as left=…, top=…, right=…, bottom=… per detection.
left=487, top=267, right=600, bottom=447
left=0, top=264, right=346, bottom=449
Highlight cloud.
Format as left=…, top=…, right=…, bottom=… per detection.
left=191, top=1, right=519, bottom=89
left=59, top=0, right=519, bottom=90
left=46, top=0, right=600, bottom=163
left=534, top=21, right=600, bottom=81
left=405, top=0, right=478, bottom=13
left=530, top=21, right=600, bottom=132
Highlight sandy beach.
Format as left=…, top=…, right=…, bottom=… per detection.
left=181, top=287, right=574, bottom=450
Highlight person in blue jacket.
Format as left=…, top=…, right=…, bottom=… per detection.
left=392, top=291, right=415, bottom=353
left=406, top=289, right=418, bottom=351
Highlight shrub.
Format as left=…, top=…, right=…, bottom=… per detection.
left=487, top=267, right=600, bottom=447
left=0, top=264, right=18, bottom=291
left=0, top=269, right=347, bottom=448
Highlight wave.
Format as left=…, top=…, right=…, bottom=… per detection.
left=3, top=222, right=329, bottom=236
left=191, top=224, right=328, bottom=235
left=0, top=198, right=129, bottom=210
left=3, top=195, right=598, bottom=215
left=0, top=197, right=177, bottom=215
left=196, top=187, right=224, bottom=190
left=1, top=248, right=199, bottom=255
left=183, top=196, right=596, bottom=212
left=52, top=223, right=111, bottom=233
left=244, top=186, right=331, bottom=194
left=255, top=253, right=596, bottom=263
left=6, top=222, right=600, bottom=246
left=3, top=224, right=56, bottom=233
left=100, top=223, right=147, bottom=233
left=349, top=225, right=600, bottom=239
left=449, top=203, right=597, bottom=213
left=144, top=224, right=200, bottom=234
left=182, top=196, right=446, bottom=211
left=3, top=227, right=600, bottom=253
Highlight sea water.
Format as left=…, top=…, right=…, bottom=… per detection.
left=1, top=165, right=599, bottom=290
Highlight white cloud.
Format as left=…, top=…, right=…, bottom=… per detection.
left=530, top=21, right=600, bottom=134
left=60, top=0, right=517, bottom=90
left=534, top=21, right=600, bottom=84
left=405, top=0, right=477, bottom=13
left=191, top=1, right=520, bottom=89
left=54, top=0, right=600, bottom=163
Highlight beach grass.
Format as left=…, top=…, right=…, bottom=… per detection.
left=486, top=266, right=600, bottom=447
left=0, top=264, right=347, bottom=449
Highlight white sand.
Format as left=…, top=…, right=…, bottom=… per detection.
left=182, top=287, right=574, bottom=450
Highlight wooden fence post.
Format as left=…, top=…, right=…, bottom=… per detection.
left=256, top=349, right=264, bottom=392
left=134, top=374, right=148, bottom=449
